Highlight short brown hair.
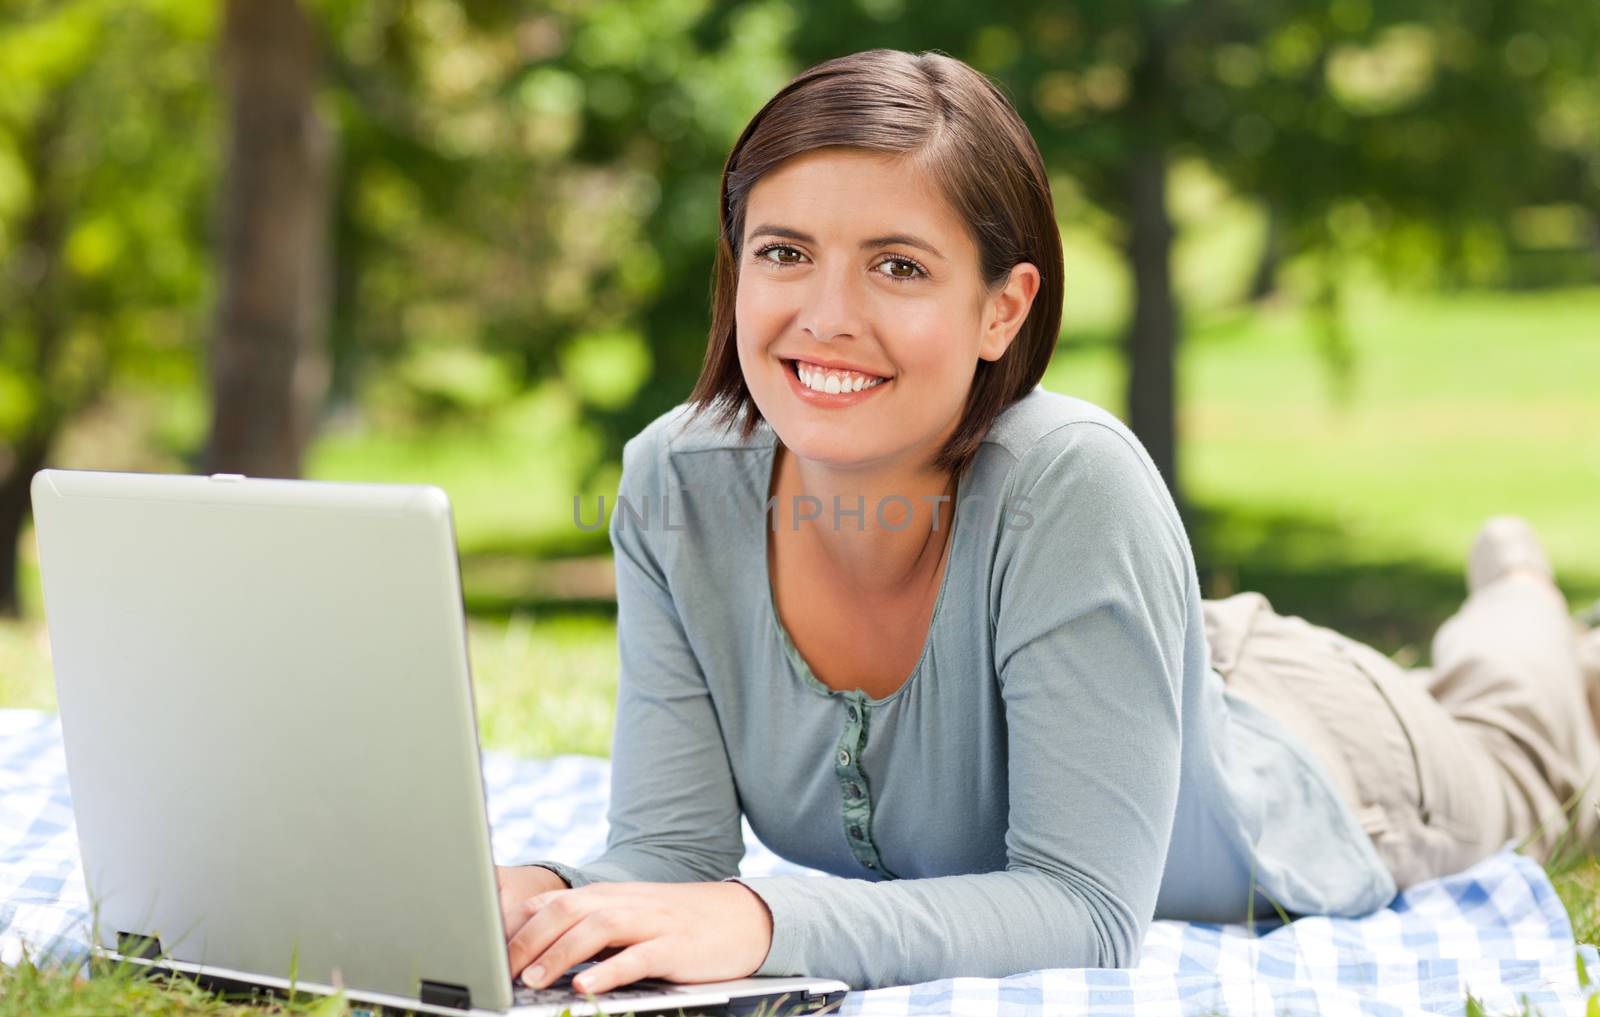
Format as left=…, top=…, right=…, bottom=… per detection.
left=686, top=48, right=1064, bottom=478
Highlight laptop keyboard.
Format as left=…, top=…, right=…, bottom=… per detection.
left=512, top=971, right=685, bottom=1008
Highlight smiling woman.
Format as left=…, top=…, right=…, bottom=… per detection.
left=729, top=144, right=1044, bottom=699
left=733, top=148, right=1038, bottom=471
left=492, top=48, right=1600, bottom=997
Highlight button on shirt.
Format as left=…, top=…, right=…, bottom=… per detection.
left=527, top=388, right=1396, bottom=990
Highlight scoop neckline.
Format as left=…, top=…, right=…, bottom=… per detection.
left=760, top=440, right=962, bottom=708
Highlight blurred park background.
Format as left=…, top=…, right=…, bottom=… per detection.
left=1, top=0, right=1598, bottom=761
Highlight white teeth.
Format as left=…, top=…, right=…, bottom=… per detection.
left=793, top=361, right=887, bottom=395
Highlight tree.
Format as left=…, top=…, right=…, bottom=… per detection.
left=0, top=1, right=216, bottom=614
left=308, top=0, right=799, bottom=481
left=202, top=0, right=334, bottom=478
left=764, top=0, right=1600, bottom=515
left=1197, top=0, right=1600, bottom=394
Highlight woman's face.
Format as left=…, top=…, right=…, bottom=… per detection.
left=734, top=147, right=1036, bottom=474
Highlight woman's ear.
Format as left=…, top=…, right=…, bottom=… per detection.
left=977, top=262, right=1041, bottom=362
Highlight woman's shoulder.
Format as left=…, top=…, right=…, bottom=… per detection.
left=619, top=402, right=771, bottom=481
left=974, top=386, right=1190, bottom=593
left=979, top=386, right=1166, bottom=498
left=620, top=402, right=764, bottom=463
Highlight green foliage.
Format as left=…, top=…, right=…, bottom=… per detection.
left=4, top=0, right=1597, bottom=532
left=765, top=0, right=1600, bottom=404
left=312, top=0, right=799, bottom=487
left=0, top=0, right=215, bottom=512
left=560, top=329, right=653, bottom=411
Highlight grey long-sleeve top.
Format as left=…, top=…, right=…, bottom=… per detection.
left=525, top=387, right=1395, bottom=990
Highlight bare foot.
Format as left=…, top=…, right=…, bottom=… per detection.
left=1467, top=516, right=1555, bottom=595
left=1501, top=565, right=1561, bottom=592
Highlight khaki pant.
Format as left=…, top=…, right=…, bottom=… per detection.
left=1204, top=573, right=1600, bottom=890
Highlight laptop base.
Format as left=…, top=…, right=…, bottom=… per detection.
left=98, top=947, right=847, bottom=1017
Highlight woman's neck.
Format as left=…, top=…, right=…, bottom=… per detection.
left=768, top=443, right=958, bottom=600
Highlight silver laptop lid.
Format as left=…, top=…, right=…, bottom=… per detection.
left=31, top=469, right=515, bottom=1011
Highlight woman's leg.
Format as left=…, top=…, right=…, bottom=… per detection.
left=1205, top=517, right=1600, bottom=889
left=1206, top=588, right=1510, bottom=890
left=1412, top=518, right=1600, bottom=862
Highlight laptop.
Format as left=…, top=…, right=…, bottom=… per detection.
left=29, top=468, right=848, bottom=1017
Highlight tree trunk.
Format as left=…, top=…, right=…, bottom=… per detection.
left=0, top=97, right=72, bottom=618
left=0, top=438, right=50, bottom=617
left=1313, top=253, right=1356, bottom=407
left=1124, top=144, right=1183, bottom=513
left=1248, top=203, right=1284, bottom=303
left=204, top=0, right=333, bottom=478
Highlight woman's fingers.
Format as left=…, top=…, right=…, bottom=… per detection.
left=518, top=911, right=632, bottom=989
left=507, top=888, right=641, bottom=984
left=502, top=893, right=553, bottom=941
left=506, top=887, right=562, bottom=937
left=500, top=891, right=528, bottom=940
left=501, top=883, right=768, bottom=992
left=507, top=890, right=582, bottom=978
left=497, top=866, right=570, bottom=939
left=570, top=942, right=659, bottom=996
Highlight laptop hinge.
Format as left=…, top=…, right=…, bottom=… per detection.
left=419, top=979, right=471, bottom=1010
left=116, top=931, right=165, bottom=960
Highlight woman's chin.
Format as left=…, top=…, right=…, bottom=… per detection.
left=777, top=435, right=885, bottom=470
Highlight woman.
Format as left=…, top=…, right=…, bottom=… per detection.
left=494, top=49, right=1600, bottom=994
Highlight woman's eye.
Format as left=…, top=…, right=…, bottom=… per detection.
left=877, top=257, right=924, bottom=281
left=756, top=244, right=804, bottom=266
left=752, top=245, right=925, bottom=281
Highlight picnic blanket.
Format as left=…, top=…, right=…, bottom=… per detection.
left=2, top=707, right=1595, bottom=1016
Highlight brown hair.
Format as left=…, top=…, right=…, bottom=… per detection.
left=686, top=48, right=1064, bottom=478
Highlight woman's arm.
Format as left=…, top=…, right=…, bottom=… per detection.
left=732, top=422, right=1189, bottom=988
left=514, top=428, right=747, bottom=887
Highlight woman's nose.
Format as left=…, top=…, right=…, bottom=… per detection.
left=797, top=261, right=868, bottom=343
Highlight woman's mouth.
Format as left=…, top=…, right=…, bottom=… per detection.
left=782, top=358, right=892, bottom=405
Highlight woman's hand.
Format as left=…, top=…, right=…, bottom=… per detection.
left=495, top=865, right=572, bottom=937
left=503, top=881, right=774, bottom=995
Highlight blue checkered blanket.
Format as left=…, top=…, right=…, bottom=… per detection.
left=3, top=708, right=1595, bottom=1015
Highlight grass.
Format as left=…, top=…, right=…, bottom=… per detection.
left=1041, top=285, right=1600, bottom=658
left=0, top=944, right=821, bottom=1017
left=0, top=946, right=351, bottom=1016
left=4, top=279, right=1600, bottom=1010
left=1554, top=862, right=1600, bottom=948
left=467, top=611, right=619, bottom=759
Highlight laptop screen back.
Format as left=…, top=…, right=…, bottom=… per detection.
left=31, top=469, right=514, bottom=1011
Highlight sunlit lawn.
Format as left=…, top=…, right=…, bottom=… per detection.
left=3, top=282, right=1599, bottom=1011
left=1054, top=285, right=1600, bottom=575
